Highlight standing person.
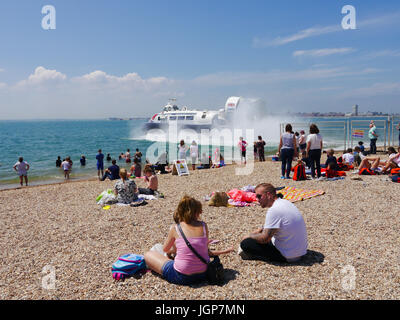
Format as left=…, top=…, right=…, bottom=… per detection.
left=238, top=137, right=248, bottom=164
left=144, top=196, right=234, bottom=286
left=80, top=155, right=86, bottom=166
left=256, top=136, right=266, bottom=162
left=396, top=122, right=400, bottom=147
left=294, top=132, right=300, bottom=157
left=178, top=140, right=188, bottom=161
left=56, top=156, right=62, bottom=168
left=101, top=159, right=120, bottom=181
left=130, top=158, right=142, bottom=178
left=61, top=156, right=72, bottom=180
left=125, top=149, right=131, bottom=163
left=278, top=124, right=298, bottom=179
left=306, top=124, right=323, bottom=179
left=13, top=157, right=30, bottom=186
left=368, top=122, right=378, bottom=154
left=253, top=142, right=258, bottom=161
left=96, top=149, right=104, bottom=180
left=239, top=183, right=308, bottom=263
left=298, top=130, right=307, bottom=159
left=134, top=148, right=142, bottom=163
left=189, top=141, right=198, bottom=170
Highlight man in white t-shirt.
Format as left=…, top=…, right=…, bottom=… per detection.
left=239, top=183, right=308, bottom=263
left=13, top=157, right=30, bottom=186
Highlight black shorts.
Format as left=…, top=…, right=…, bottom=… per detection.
left=241, top=150, right=246, bottom=158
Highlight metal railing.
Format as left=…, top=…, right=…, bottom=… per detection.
left=280, top=115, right=400, bottom=152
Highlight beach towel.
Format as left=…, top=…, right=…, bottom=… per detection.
left=277, top=186, right=325, bottom=203
left=227, top=189, right=258, bottom=203
left=228, top=199, right=257, bottom=207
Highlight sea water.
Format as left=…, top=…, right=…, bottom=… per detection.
left=0, top=116, right=396, bottom=189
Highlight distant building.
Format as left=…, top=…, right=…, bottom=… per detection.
left=352, top=104, right=359, bottom=116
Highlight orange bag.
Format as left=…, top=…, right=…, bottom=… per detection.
left=391, top=168, right=400, bottom=175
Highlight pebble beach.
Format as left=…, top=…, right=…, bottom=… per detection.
left=1, top=158, right=399, bottom=300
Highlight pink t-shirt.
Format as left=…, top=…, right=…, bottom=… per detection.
left=238, top=140, right=247, bottom=151
left=173, top=223, right=209, bottom=275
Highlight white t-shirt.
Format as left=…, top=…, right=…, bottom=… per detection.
left=178, top=145, right=187, bottom=157
left=61, top=161, right=71, bottom=171
left=190, top=145, right=198, bottom=158
left=342, top=153, right=354, bottom=165
left=264, top=198, right=308, bottom=259
left=14, top=161, right=29, bottom=175
left=306, top=133, right=322, bottom=150
left=389, top=153, right=400, bottom=166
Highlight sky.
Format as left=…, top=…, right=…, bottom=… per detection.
left=0, top=0, right=399, bottom=119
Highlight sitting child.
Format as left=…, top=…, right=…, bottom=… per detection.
left=325, top=162, right=338, bottom=178
left=358, top=141, right=365, bottom=153
left=138, top=165, right=158, bottom=195
left=353, top=146, right=365, bottom=167
left=212, top=154, right=225, bottom=168
left=342, top=148, right=355, bottom=165
left=324, top=149, right=338, bottom=170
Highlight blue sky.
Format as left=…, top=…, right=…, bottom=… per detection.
left=0, top=0, right=399, bottom=119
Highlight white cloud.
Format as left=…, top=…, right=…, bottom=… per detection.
left=364, top=49, right=400, bottom=59
left=75, top=71, right=170, bottom=85
left=16, top=66, right=67, bottom=87
left=293, top=47, right=356, bottom=57
left=254, top=12, right=400, bottom=48
left=192, top=67, right=380, bottom=87
left=71, top=71, right=173, bottom=93
left=253, top=25, right=340, bottom=48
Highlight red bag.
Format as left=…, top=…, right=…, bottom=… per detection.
left=391, top=168, right=400, bottom=175
left=293, top=164, right=307, bottom=181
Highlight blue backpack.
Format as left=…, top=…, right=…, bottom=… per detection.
left=111, top=254, right=147, bottom=281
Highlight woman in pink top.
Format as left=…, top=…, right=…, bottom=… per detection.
left=144, top=196, right=233, bottom=285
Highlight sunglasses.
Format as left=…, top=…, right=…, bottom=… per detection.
left=256, top=194, right=263, bottom=200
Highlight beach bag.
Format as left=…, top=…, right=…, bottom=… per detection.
left=177, top=224, right=224, bottom=286
left=293, top=164, right=306, bottom=181
left=391, top=176, right=400, bottom=183
left=391, top=168, right=400, bottom=175
left=97, top=189, right=117, bottom=206
left=111, top=253, right=147, bottom=281
left=359, top=168, right=376, bottom=175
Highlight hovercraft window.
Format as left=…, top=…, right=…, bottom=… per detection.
left=178, top=116, right=185, bottom=121
left=169, top=116, right=177, bottom=120
left=186, top=116, right=194, bottom=121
